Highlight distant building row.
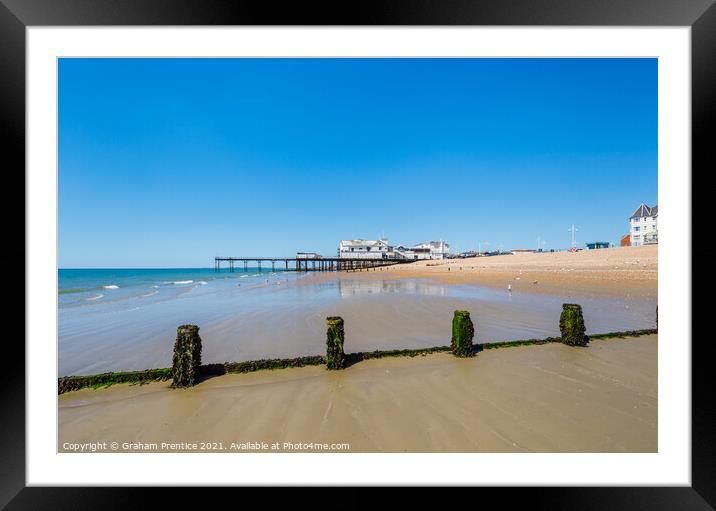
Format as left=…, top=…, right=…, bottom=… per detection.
left=337, top=238, right=450, bottom=260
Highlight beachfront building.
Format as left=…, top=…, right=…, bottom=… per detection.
left=629, top=203, right=658, bottom=246
left=391, top=241, right=450, bottom=260
left=338, top=239, right=391, bottom=259
left=337, top=238, right=450, bottom=260
left=411, top=241, right=450, bottom=260
left=391, top=245, right=417, bottom=259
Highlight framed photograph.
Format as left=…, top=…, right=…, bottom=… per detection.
left=4, top=0, right=708, bottom=505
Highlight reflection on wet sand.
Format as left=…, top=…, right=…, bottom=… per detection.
left=338, top=278, right=449, bottom=297
left=60, top=270, right=657, bottom=376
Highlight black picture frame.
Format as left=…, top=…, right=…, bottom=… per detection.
left=2, top=0, right=707, bottom=507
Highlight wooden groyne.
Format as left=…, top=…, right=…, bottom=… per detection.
left=57, top=327, right=657, bottom=395
left=58, top=304, right=657, bottom=394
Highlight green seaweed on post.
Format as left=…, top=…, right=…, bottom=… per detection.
left=451, top=310, right=475, bottom=357
left=559, top=304, right=587, bottom=346
left=171, top=324, right=203, bottom=388
left=326, top=316, right=346, bottom=370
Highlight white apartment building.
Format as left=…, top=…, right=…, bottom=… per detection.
left=629, top=203, right=658, bottom=246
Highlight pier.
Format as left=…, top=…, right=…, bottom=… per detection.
left=214, top=256, right=412, bottom=272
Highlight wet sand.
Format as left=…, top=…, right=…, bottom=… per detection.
left=59, top=335, right=657, bottom=453
left=60, top=268, right=657, bottom=376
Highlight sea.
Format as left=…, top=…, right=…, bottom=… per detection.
left=58, top=268, right=657, bottom=377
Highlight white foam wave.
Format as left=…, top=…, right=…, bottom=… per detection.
left=86, top=294, right=104, bottom=301
left=151, top=285, right=159, bottom=289
left=173, top=280, right=193, bottom=285
left=103, top=285, right=119, bottom=290
left=141, top=290, right=159, bottom=297
left=197, top=281, right=208, bottom=285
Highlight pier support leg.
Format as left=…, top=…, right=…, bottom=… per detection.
left=326, top=316, right=346, bottom=370
left=451, top=311, right=475, bottom=357
left=559, top=304, right=587, bottom=346
left=171, top=324, right=203, bottom=388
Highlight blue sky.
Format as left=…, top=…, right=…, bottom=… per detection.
left=59, top=58, right=657, bottom=268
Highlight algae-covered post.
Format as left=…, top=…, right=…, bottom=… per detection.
left=171, top=324, right=203, bottom=387
left=451, top=310, right=475, bottom=357
left=326, top=316, right=346, bottom=370
left=559, top=304, right=587, bottom=346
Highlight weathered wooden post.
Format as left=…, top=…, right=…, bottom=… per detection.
left=451, top=310, right=475, bottom=357
left=171, top=324, right=203, bottom=387
left=326, top=316, right=346, bottom=369
left=559, top=304, right=587, bottom=346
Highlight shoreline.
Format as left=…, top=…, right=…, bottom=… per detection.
left=59, top=334, right=658, bottom=453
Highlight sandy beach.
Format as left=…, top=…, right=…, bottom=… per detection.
left=58, top=245, right=658, bottom=453
left=309, top=245, right=657, bottom=299
left=59, top=335, right=657, bottom=453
